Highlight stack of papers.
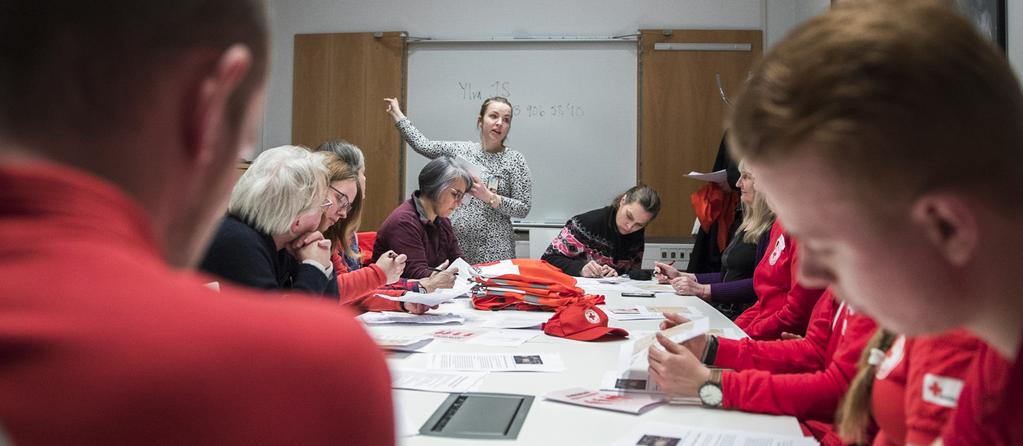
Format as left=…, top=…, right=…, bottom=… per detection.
left=424, top=352, right=565, bottom=372
left=544, top=388, right=667, bottom=414
left=613, top=422, right=819, bottom=446
left=391, top=369, right=487, bottom=393
left=477, top=260, right=520, bottom=278
left=378, top=281, right=473, bottom=306
left=368, top=332, right=434, bottom=352
left=358, top=311, right=466, bottom=325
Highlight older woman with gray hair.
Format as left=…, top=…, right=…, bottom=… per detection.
left=373, top=156, right=471, bottom=279
left=200, top=145, right=337, bottom=298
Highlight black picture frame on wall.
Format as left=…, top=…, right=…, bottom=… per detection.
left=952, top=0, right=1007, bottom=53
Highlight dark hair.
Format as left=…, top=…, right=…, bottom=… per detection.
left=0, top=0, right=268, bottom=141
left=612, top=185, right=661, bottom=219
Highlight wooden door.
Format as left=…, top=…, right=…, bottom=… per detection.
left=638, top=29, right=762, bottom=239
left=293, top=31, right=406, bottom=231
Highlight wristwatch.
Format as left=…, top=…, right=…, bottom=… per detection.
left=488, top=194, right=499, bottom=207
left=698, top=369, right=724, bottom=408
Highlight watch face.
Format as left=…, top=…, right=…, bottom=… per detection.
left=698, top=383, right=723, bottom=407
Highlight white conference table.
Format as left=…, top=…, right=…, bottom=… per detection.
left=381, top=281, right=804, bottom=445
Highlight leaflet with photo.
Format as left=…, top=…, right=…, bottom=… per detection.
left=544, top=387, right=667, bottom=415
left=620, top=317, right=710, bottom=370
left=424, top=352, right=565, bottom=372
left=613, top=422, right=819, bottom=446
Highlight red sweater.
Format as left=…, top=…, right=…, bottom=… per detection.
left=941, top=338, right=1014, bottom=446
left=330, top=250, right=403, bottom=312
left=872, top=331, right=981, bottom=446
left=716, top=289, right=878, bottom=422
left=734, top=221, right=824, bottom=340
left=0, top=163, right=395, bottom=444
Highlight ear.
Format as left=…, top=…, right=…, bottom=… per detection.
left=185, top=44, right=254, bottom=164
left=909, top=193, right=978, bottom=267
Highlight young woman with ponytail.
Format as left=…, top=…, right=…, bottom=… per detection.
left=835, top=330, right=982, bottom=445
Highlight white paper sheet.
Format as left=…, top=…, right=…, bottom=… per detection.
left=377, top=281, right=473, bottom=306
left=478, top=311, right=552, bottom=329
left=477, top=260, right=521, bottom=278
left=368, top=331, right=435, bottom=352
left=684, top=169, right=728, bottom=184
left=603, top=306, right=665, bottom=321
left=424, top=352, right=565, bottom=372
left=465, top=329, right=540, bottom=347
left=358, top=311, right=466, bottom=325
left=544, top=388, right=667, bottom=414
left=613, top=422, right=819, bottom=446
left=391, top=369, right=488, bottom=393
left=620, top=317, right=710, bottom=370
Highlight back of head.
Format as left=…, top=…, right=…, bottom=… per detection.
left=230, top=146, right=327, bottom=236
left=0, top=0, right=267, bottom=144
left=729, top=0, right=1023, bottom=215
left=316, top=140, right=365, bottom=172
left=418, top=156, right=473, bottom=202
left=613, top=185, right=661, bottom=219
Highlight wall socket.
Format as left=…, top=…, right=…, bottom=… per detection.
left=659, top=247, right=687, bottom=260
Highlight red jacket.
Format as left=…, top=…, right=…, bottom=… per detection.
left=872, top=331, right=981, bottom=446
left=735, top=220, right=824, bottom=340
left=331, top=250, right=403, bottom=312
left=0, top=163, right=395, bottom=444
left=717, top=289, right=878, bottom=423
left=941, top=338, right=1014, bottom=446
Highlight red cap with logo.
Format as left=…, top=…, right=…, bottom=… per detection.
left=542, top=300, right=629, bottom=341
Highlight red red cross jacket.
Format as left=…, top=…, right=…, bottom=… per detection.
left=734, top=220, right=825, bottom=340
left=715, top=289, right=878, bottom=423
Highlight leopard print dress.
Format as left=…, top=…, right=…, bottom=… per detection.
left=396, top=118, right=532, bottom=264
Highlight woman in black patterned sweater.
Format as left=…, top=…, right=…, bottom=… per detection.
left=542, top=185, right=660, bottom=279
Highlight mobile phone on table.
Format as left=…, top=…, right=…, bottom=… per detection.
left=621, top=291, right=656, bottom=298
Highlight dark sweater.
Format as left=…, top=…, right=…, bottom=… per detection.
left=542, top=206, right=651, bottom=280
left=695, top=227, right=772, bottom=319
left=373, top=193, right=464, bottom=279
left=200, top=214, right=337, bottom=299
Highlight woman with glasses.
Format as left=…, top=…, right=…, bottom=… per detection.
left=314, top=148, right=446, bottom=314
left=200, top=145, right=339, bottom=299
left=384, top=96, right=533, bottom=264
left=373, top=156, right=472, bottom=279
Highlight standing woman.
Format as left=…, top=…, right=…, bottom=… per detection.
left=384, top=96, right=533, bottom=264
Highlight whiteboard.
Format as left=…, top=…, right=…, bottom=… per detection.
left=404, top=41, right=638, bottom=225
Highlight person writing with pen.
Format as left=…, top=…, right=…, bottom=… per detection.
left=542, top=185, right=660, bottom=279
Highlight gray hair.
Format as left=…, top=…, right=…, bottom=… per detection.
left=419, top=156, right=473, bottom=202
left=229, top=145, right=327, bottom=236
left=316, top=139, right=365, bottom=172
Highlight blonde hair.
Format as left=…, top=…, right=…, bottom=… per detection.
left=736, top=160, right=775, bottom=243
left=315, top=151, right=364, bottom=259
left=835, top=329, right=897, bottom=444
left=729, top=0, right=1023, bottom=215
left=228, top=145, right=327, bottom=236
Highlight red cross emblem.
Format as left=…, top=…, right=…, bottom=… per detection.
left=929, top=381, right=943, bottom=397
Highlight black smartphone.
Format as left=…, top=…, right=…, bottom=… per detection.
left=620, top=291, right=656, bottom=298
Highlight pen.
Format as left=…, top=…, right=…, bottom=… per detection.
left=429, top=267, right=458, bottom=276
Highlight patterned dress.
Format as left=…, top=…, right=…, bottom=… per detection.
left=396, top=118, right=533, bottom=264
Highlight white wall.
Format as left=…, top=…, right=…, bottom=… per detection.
left=262, top=0, right=786, bottom=152
left=1011, top=0, right=1023, bottom=77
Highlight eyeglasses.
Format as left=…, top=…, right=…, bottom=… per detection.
left=447, top=187, right=467, bottom=203
left=329, top=186, right=352, bottom=212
